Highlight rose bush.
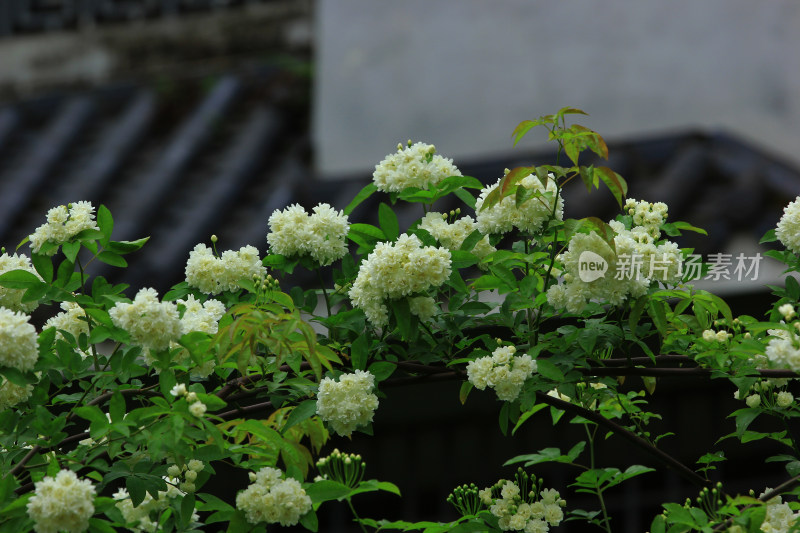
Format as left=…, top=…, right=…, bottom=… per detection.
left=1, top=107, right=799, bottom=532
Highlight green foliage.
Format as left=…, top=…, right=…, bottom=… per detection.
left=2, top=109, right=799, bottom=533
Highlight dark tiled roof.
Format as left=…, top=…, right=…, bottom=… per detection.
left=0, top=67, right=311, bottom=294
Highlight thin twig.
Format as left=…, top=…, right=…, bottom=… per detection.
left=536, top=391, right=711, bottom=489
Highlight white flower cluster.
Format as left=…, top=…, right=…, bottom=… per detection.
left=114, top=474, right=199, bottom=533
left=185, top=243, right=266, bottom=295
left=167, top=460, right=205, bottom=494
left=236, top=467, right=312, bottom=526
left=267, top=203, right=350, bottom=266
left=0, top=252, right=42, bottom=313
left=479, top=480, right=566, bottom=532
left=109, top=288, right=182, bottom=352
left=349, top=234, right=451, bottom=327
left=759, top=488, right=800, bottom=533
left=735, top=380, right=795, bottom=410
left=764, top=327, right=800, bottom=373
left=29, top=201, right=99, bottom=255
left=547, top=199, right=683, bottom=314
left=372, top=141, right=462, bottom=193
left=0, top=307, right=38, bottom=372
left=316, top=370, right=379, bottom=436
left=466, top=345, right=536, bottom=402
left=169, top=295, right=226, bottom=378
left=0, top=379, right=33, bottom=411
left=701, top=329, right=732, bottom=343
left=624, top=198, right=668, bottom=237
left=474, top=171, right=564, bottom=235
left=45, top=301, right=89, bottom=345
left=419, top=212, right=496, bottom=265
left=27, top=469, right=96, bottom=533
left=777, top=196, right=800, bottom=254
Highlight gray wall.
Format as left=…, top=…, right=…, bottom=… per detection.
left=314, top=1, right=800, bottom=177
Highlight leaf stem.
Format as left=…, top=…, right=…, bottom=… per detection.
left=584, top=424, right=613, bottom=533
left=347, top=497, right=369, bottom=533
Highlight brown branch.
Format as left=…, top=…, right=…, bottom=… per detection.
left=216, top=401, right=273, bottom=420
left=217, top=374, right=264, bottom=400
left=578, top=367, right=800, bottom=378
left=595, top=355, right=693, bottom=367
left=535, top=391, right=711, bottom=489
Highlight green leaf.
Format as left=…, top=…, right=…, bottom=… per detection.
left=62, top=241, right=80, bottom=263
left=760, top=228, right=777, bottom=244
left=180, top=494, right=196, bottom=527
left=454, top=188, right=477, bottom=209
left=511, top=404, right=547, bottom=435
left=348, top=223, right=386, bottom=243
left=0, top=269, right=43, bottom=289
left=732, top=407, right=761, bottom=436
left=459, top=230, right=484, bottom=252
left=299, top=509, right=318, bottom=532
left=378, top=203, right=400, bottom=241
left=647, top=299, right=669, bottom=338
left=97, top=251, right=127, bottom=268
left=786, top=276, right=800, bottom=301
left=109, top=391, right=126, bottom=423
left=126, top=476, right=147, bottom=507
left=30, top=253, right=53, bottom=283
left=650, top=514, right=666, bottom=533
left=351, top=334, right=369, bottom=371
left=344, top=183, right=377, bottom=216
left=282, top=399, right=318, bottom=434
left=105, top=237, right=150, bottom=254
left=390, top=298, right=415, bottom=341
left=594, top=166, right=628, bottom=208
left=459, top=381, right=472, bottom=405
left=97, top=205, right=114, bottom=243
left=306, top=480, right=352, bottom=504
left=505, top=443, right=584, bottom=467
left=671, top=221, right=707, bottom=236
left=0, top=366, right=38, bottom=386
left=450, top=250, right=478, bottom=269
left=535, top=359, right=564, bottom=382
left=367, top=361, right=395, bottom=382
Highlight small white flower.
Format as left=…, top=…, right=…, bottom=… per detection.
left=780, top=304, right=796, bottom=321
left=746, top=394, right=761, bottom=408
left=702, top=329, right=716, bottom=342
left=777, top=391, right=794, bottom=408
left=170, top=384, right=187, bottom=397
left=188, top=401, right=207, bottom=418
left=715, top=330, right=732, bottom=342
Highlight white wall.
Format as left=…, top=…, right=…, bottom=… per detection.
left=314, top=0, right=800, bottom=177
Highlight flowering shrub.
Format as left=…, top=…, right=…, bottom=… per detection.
left=2, top=107, right=800, bottom=532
